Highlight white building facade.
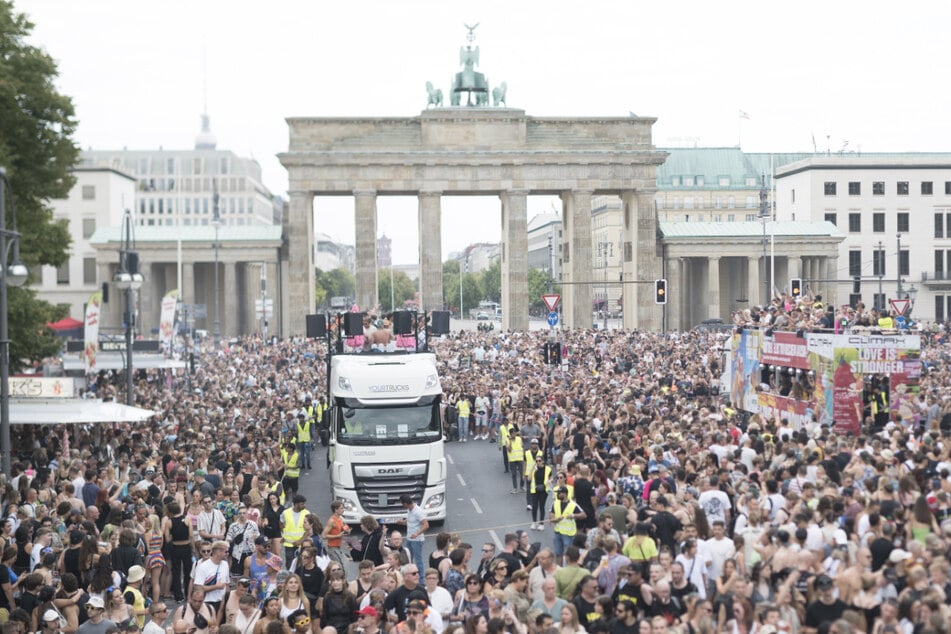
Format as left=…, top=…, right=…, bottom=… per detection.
left=776, top=155, right=951, bottom=323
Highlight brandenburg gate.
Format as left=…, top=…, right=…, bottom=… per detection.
left=279, top=109, right=668, bottom=334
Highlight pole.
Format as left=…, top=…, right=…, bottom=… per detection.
left=760, top=175, right=769, bottom=305
left=0, top=173, right=9, bottom=478
left=125, top=286, right=134, bottom=406
left=896, top=233, right=903, bottom=300
left=877, top=240, right=884, bottom=311
left=213, top=180, right=220, bottom=345
left=602, top=243, right=607, bottom=331
left=261, top=263, right=268, bottom=340
left=547, top=235, right=553, bottom=293
left=459, top=259, right=463, bottom=320
left=390, top=266, right=395, bottom=313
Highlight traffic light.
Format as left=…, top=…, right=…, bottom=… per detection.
left=540, top=342, right=561, bottom=365
left=790, top=278, right=802, bottom=298
left=654, top=279, right=667, bottom=305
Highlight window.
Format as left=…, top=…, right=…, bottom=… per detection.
left=82, top=218, right=96, bottom=239
left=719, top=177, right=730, bottom=187
left=791, top=189, right=796, bottom=203
left=727, top=214, right=735, bottom=221
left=922, top=181, right=934, bottom=195
left=849, top=250, right=862, bottom=276
left=873, top=249, right=886, bottom=276
left=849, top=182, right=861, bottom=195
left=684, top=196, right=694, bottom=210
left=899, top=250, right=909, bottom=276
left=81, top=185, right=95, bottom=200
left=167, top=158, right=175, bottom=174
left=873, top=213, right=885, bottom=232
left=937, top=214, right=945, bottom=238
left=746, top=177, right=756, bottom=187
left=745, top=196, right=756, bottom=209
left=897, top=181, right=909, bottom=195
left=946, top=181, right=951, bottom=195
left=714, top=197, right=722, bottom=209
left=824, top=213, right=837, bottom=226
left=56, top=262, right=70, bottom=285
left=873, top=293, right=886, bottom=311
left=727, top=196, right=735, bottom=209
left=873, top=182, right=885, bottom=195
left=848, top=293, right=863, bottom=308
left=937, top=296, right=945, bottom=323
left=193, top=158, right=201, bottom=174
left=937, top=250, right=946, bottom=275
left=683, top=176, right=694, bottom=186
left=220, top=158, right=229, bottom=175
left=83, top=257, right=96, bottom=285
left=696, top=176, right=704, bottom=186
left=824, top=182, right=837, bottom=196
left=713, top=214, right=722, bottom=222
left=671, top=177, right=680, bottom=187
left=897, top=213, right=909, bottom=233
left=673, top=197, right=681, bottom=210
left=848, top=213, right=861, bottom=232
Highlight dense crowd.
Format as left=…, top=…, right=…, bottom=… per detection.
left=0, top=310, right=949, bottom=634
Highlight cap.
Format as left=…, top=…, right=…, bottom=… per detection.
left=686, top=487, right=700, bottom=498
left=815, top=574, right=834, bottom=590
left=276, top=570, right=290, bottom=583
left=881, top=449, right=895, bottom=461
left=254, top=536, right=269, bottom=546
left=87, top=595, right=106, bottom=609
left=889, top=548, right=912, bottom=563
left=530, top=438, right=539, bottom=444
left=127, top=565, right=146, bottom=583
left=42, top=610, right=62, bottom=624
left=556, top=486, right=568, bottom=494
left=193, top=469, right=206, bottom=477
left=406, top=599, right=427, bottom=611
left=355, top=606, right=378, bottom=618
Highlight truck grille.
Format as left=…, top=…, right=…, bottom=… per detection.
left=352, top=462, right=428, bottom=514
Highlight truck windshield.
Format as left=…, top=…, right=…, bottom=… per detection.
left=336, top=395, right=441, bottom=445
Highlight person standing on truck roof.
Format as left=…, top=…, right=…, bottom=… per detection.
left=397, top=495, right=428, bottom=575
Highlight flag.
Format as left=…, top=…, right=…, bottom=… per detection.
left=84, top=291, right=102, bottom=371
left=738, top=110, right=750, bottom=120
left=159, top=289, right=179, bottom=348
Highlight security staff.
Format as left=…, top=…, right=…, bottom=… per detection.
left=506, top=425, right=525, bottom=494
left=549, top=486, right=585, bottom=565
left=295, top=413, right=312, bottom=471
left=281, top=440, right=301, bottom=497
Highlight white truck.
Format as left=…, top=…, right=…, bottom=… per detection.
left=327, top=352, right=446, bottom=525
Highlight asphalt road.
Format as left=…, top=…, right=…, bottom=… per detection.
left=297, top=434, right=543, bottom=568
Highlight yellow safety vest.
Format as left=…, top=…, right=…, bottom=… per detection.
left=871, top=392, right=888, bottom=415
left=296, top=420, right=311, bottom=443
left=281, top=508, right=311, bottom=547
left=552, top=499, right=578, bottom=536
left=529, top=465, right=552, bottom=494
left=507, top=437, right=524, bottom=462
left=500, top=424, right=513, bottom=446
left=281, top=447, right=300, bottom=478
left=303, top=405, right=316, bottom=423
left=268, top=480, right=285, bottom=505
left=457, top=399, right=470, bottom=418
left=316, top=403, right=325, bottom=422
left=125, top=586, right=146, bottom=628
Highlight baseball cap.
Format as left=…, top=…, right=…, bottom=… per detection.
left=889, top=549, right=912, bottom=563
left=815, top=574, right=834, bottom=590
left=87, top=595, right=106, bottom=609
left=193, top=469, right=206, bottom=477
left=355, top=606, right=378, bottom=617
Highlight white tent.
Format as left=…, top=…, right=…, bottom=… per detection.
left=9, top=399, right=156, bottom=424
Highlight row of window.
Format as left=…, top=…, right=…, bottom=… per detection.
left=669, top=176, right=760, bottom=188
left=847, top=249, right=910, bottom=277
left=56, top=257, right=97, bottom=286
left=659, top=196, right=760, bottom=210
left=823, top=180, right=951, bottom=196
left=131, top=157, right=230, bottom=177
left=825, top=212, right=910, bottom=233
left=138, top=197, right=256, bottom=216
left=139, top=217, right=251, bottom=227
left=138, top=176, right=247, bottom=193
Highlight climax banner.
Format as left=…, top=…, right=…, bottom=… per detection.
left=83, top=291, right=102, bottom=371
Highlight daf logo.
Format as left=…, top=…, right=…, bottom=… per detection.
left=378, top=468, right=403, bottom=474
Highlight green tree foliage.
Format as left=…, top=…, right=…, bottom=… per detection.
left=377, top=269, right=416, bottom=311
left=315, top=267, right=355, bottom=309
left=441, top=260, right=483, bottom=315
left=479, top=258, right=501, bottom=303
left=528, top=269, right=560, bottom=311
left=0, top=2, right=80, bottom=370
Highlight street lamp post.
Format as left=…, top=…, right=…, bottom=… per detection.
left=113, top=209, right=143, bottom=407
left=877, top=240, right=884, bottom=311
left=0, top=169, right=29, bottom=478
left=896, top=233, right=903, bottom=302
left=759, top=175, right=769, bottom=305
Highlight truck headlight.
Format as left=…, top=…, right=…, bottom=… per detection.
left=338, top=376, right=352, bottom=391
left=336, top=497, right=357, bottom=512
left=423, top=494, right=443, bottom=510
left=425, top=374, right=438, bottom=390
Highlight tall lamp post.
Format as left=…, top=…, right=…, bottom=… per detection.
left=212, top=180, right=221, bottom=345
left=113, top=210, right=143, bottom=407
left=759, top=175, right=769, bottom=304
left=0, top=169, right=29, bottom=478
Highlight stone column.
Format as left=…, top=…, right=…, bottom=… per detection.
left=620, top=191, right=636, bottom=330
left=708, top=256, right=721, bottom=320
left=286, top=191, right=315, bottom=334
left=635, top=189, right=660, bottom=331
left=354, top=191, right=378, bottom=312
left=825, top=254, right=839, bottom=307
left=667, top=256, right=682, bottom=331
left=417, top=191, right=442, bottom=312
left=788, top=256, right=803, bottom=282
left=223, top=262, right=238, bottom=336
left=500, top=190, right=529, bottom=331
left=561, top=189, right=593, bottom=329
left=98, top=262, right=119, bottom=330
left=182, top=262, right=195, bottom=308
left=748, top=256, right=760, bottom=308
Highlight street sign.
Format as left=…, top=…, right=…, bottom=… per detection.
left=542, top=294, right=561, bottom=312
left=889, top=298, right=910, bottom=316
left=547, top=311, right=559, bottom=327
left=254, top=299, right=274, bottom=310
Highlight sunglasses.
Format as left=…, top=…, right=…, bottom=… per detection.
left=294, top=618, right=311, bottom=626
left=406, top=611, right=422, bottom=616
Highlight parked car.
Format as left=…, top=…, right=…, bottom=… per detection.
left=476, top=311, right=489, bottom=320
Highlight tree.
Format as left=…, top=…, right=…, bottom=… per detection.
left=441, top=260, right=482, bottom=316
left=377, top=269, right=416, bottom=311
left=479, top=258, right=501, bottom=303
left=314, top=267, right=355, bottom=309
left=0, top=2, right=80, bottom=370
left=528, top=269, right=561, bottom=312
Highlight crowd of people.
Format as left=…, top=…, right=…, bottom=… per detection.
left=0, top=308, right=949, bottom=634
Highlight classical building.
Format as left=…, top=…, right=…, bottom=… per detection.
left=776, top=154, right=951, bottom=322
left=526, top=213, right=562, bottom=283
left=315, top=232, right=355, bottom=273
left=39, top=166, right=137, bottom=322
left=455, top=243, right=500, bottom=274
left=376, top=234, right=392, bottom=268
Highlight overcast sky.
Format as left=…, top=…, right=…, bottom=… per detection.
left=23, top=0, right=951, bottom=264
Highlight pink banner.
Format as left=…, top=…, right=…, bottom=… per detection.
left=760, top=332, right=810, bottom=369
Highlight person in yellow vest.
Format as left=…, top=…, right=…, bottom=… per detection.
left=280, top=494, right=312, bottom=567
left=302, top=396, right=317, bottom=447
left=123, top=565, right=149, bottom=628
left=281, top=440, right=301, bottom=497
left=878, top=311, right=895, bottom=330
left=547, top=486, right=585, bottom=565
left=523, top=438, right=544, bottom=511
left=871, top=385, right=889, bottom=428
left=526, top=453, right=553, bottom=531
left=295, top=413, right=312, bottom=471
left=456, top=396, right=471, bottom=442
left=499, top=420, right=514, bottom=474
left=506, top=425, right=525, bottom=494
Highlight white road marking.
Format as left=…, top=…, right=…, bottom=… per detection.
left=489, top=529, right=502, bottom=549
left=456, top=473, right=467, bottom=487
left=470, top=498, right=483, bottom=514
left=447, top=454, right=455, bottom=465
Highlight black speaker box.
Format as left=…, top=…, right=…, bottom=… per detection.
left=344, top=312, right=364, bottom=337
left=430, top=311, right=450, bottom=335
left=305, top=314, right=326, bottom=338
left=392, top=311, right=413, bottom=335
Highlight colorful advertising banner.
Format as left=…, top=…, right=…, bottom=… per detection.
left=159, top=289, right=179, bottom=348
left=83, top=291, right=101, bottom=371
left=760, top=332, right=810, bottom=369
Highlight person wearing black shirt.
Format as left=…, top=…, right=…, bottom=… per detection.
left=804, top=574, right=848, bottom=633
left=608, top=600, right=639, bottom=634
left=649, top=496, right=683, bottom=553
left=381, top=564, right=428, bottom=623
left=297, top=547, right=324, bottom=615
left=869, top=523, right=895, bottom=572
left=571, top=575, right=600, bottom=627
left=669, top=562, right=696, bottom=604
left=573, top=466, right=598, bottom=531
left=611, top=564, right=652, bottom=619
